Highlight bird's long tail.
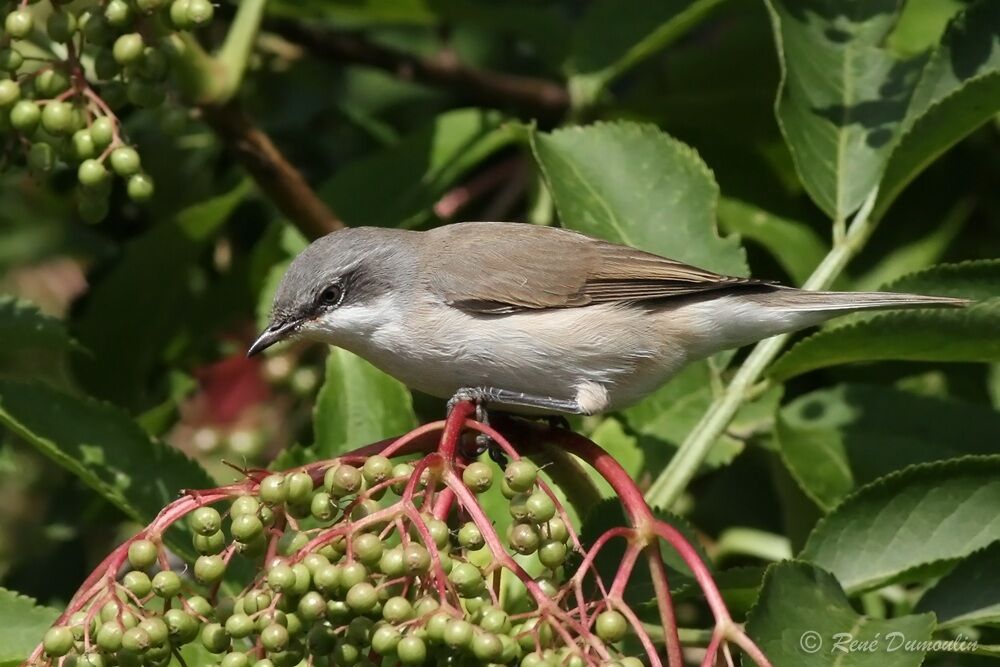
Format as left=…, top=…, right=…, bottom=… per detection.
left=762, top=288, right=970, bottom=313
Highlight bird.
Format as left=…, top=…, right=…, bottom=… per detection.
left=249, top=222, right=968, bottom=415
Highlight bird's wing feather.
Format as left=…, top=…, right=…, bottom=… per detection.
left=423, top=222, right=767, bottom=314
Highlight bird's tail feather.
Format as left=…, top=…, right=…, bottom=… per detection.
left=763, top=288, right=970, bottom=313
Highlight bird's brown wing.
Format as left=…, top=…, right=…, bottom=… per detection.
left=423, top=222, right=768, bottom=315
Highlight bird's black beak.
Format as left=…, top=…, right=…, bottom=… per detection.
left=247, top=319, right=299, bottom=357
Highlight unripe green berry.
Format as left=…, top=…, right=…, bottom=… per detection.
left=224, top=613, right=254, bottom=639
left=325, top=464, right=361, bottom=497
left=41, top=101, right=74, bottom=135
left=121, top=626, right=151, bottom=652
left=128, top=539, right=158, bottom=569
left=231, top=513, right=263, bottom=542
left=5, top=10, right=34, bottom=39
left=43, top=626, right=74, bottom=657
left=479, top=607, right=511, bottom=635
left=308, top=490, right=333, bottom=521
left=259, top=474, right=287, bottom=504
left=345, top=581, right=378, bottom=613
left=191, top=506, right=222, bottom=535
left=231, top=495, right=260, bottom=516
left=543, top=517, right=570, bottom=543
left=389, top=463, right=414, bottom=494
left=397, top=635, right=427, bottom=665
left=509, top=522, right=540, bottom=555
left=10, top=100, right=40, bottom=132
left=449, top=562, right=484, bottom=596
left=194, top=554, right=226, bottom=583
left=76, top=159, right=107, bottom=188
left=402, top=543, right=430, bottom=574
left=96, top=622, right=123, bottom=651
left=362, top=454, right=392, bottom=486
left=525, top=491, right=556, bottom=522
left=113, top=33, right=145, bottom=65
left=200, top=622, right=229, bottom=653
left=458, top=522, right=485, bottom=550
left=595, top=610, right=628, bottom=642
left=139, top=617, right=168, bottom=645
left=0, top=80, right=20, bottom=107
left=462, top=461, right=494, bottom=493
left=353, top=531, right=384, bottom=565
left=127, top=173, right=155, bottom=202
left=504, top=460, right=538, bottom=492
left=538, top=540, right=568, bottom=569
left=378, top=546, right=404, bottom=577
left=28, top=142, right=55, bottom=174
left=313, top=564, right=340, bottom=594
left=164, top=609, right=198, bottom=644
left=123, top=570, right=152, bottom=597
left=221, top=653, right=250, bottom=667
left=297, top=591, right=326, bottom=622
left=169, top=0, right=193, bottom=29
left=71, top=129, right=96, bottom=160
left=267, top=562, right=296, bottom=592
left=371, top=625, right=401, bottom=655
left=0, top=48, right=23, bottom=71
left=186, top=0, right=214, bottom=26
left=382, top=596, right=413, bottom=623
left=508, top=493, right=531, bottom=521
left=261, top=623, right=290, bottom=651
left=443, top=618, right=473, bottom=648
left=46, top=11, right=77, bottom=42
left=185, top=595, right=213, bottom=617
left=103, top=0, right=132, bottom=27
left=151, top=570, right=181, bottom=598
left=89, top=116, right=115, bottom=148
left=285, top=471, right=314, bottom=505
left=472, top=632, right=504, bottom=661
left=193, top=529, right=226, bottom=555
left=109, top=146, right=141, bottom=177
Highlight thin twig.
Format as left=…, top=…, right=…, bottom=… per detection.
left=265, top=19, right=570, bottom=122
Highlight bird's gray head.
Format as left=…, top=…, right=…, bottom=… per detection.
left=248, top=227, right=415, bottom=356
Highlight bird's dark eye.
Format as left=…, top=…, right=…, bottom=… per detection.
left=318, top=284, right=342, bottom=306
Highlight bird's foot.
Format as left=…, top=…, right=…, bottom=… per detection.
left=449, top=388, right=507, bottom=465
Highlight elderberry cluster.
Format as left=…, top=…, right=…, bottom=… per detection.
left=0, top=0, right=213, bottom=221
left=34, top=453, right=641, bottom=667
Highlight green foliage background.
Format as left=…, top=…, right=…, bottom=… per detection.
left=1, top=0, right=999, bottom=664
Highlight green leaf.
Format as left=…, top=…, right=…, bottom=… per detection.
left=800, top=456, right=1000, bottom=593
left=531, top=120, right=747, bottom=276
left=319, top=108, right=515, bottom=229
left=776, top=384, right=1000, bottom=510
left=915, top=542, right=1000, bottom=628
left=568, top=0, right=725, bottom=104
left=717, top=197, right=827, bottom=285
left=0, top=297, right=77, bottom=386
left=618, top=363, right=782, bottom=472
left=747, top=561, right=935, bottom=666
left=769, top=260, right=1000, bottom=380
left=877, top=1, right=1000, bottom=213
left=765, top=0, right=921, bottom=222
left=0, top=379, right=214, bottom=523
left=73, top=183, right=250, bottom=408
left=313, top=348, right=417, bottom=458
left=0, top=588, right=60, bottom=664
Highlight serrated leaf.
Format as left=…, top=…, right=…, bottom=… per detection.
left=766, top=0, right=1000, bottom=222
left=568, top=0, right=725, bottom=104
left=0, top=379, right=214, bottom=523
left=0, top=297, right=77, bottom=387
left=313, top=348, right=417, bottom=458
left=769, top=260, right=1000, bottom=380
left=531, top=120, right=747, bottom=276
left=0, top=588, right=60, bottom=664
left=73, top=183, right=250, bottom=408
left=800, top=456, right=1000, bottom=593
left=717, top=198, right=827, bottom=285
left=765, top=0, right=922, bottom=222
left=915, top=542, right=1000, bottom=629
left=747, top=561, right=935, bottom=666
left=776, top=384, right=1000, bottom=510
left=319, top=108, right=515, bottom=229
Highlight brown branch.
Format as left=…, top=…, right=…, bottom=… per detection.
left=266, top=19, right=571, bottom=122
left=200, top=101, right=343, bottom=239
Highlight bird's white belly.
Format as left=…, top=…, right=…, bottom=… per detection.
left=340, top=301, right=693, bottom=413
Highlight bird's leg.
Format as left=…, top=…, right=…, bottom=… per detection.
left=448, top=386, right=584, bottom=415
